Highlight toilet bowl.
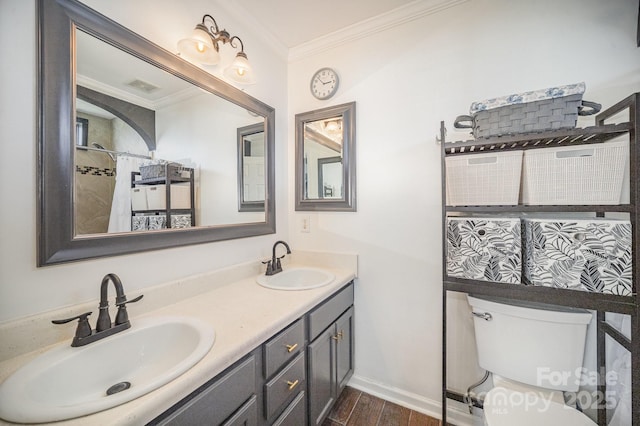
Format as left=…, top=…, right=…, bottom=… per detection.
left=467, top=295, right=596, bottom=425
left=483, top=376, right=596, bottom=426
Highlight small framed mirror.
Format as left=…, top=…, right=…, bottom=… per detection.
left=295, top=102, right=356, bottom=211
left=237, top=123, right=266, bottom=212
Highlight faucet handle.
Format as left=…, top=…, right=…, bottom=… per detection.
left=114, top=294, right=143, bottom=326
left=262, top=259, right=274, bottom=275
left=52, top=312, right=93, bottom=340
left=115, top=294, right=143, bottom=307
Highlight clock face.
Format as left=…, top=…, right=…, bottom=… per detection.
left=310, top=68, right=339, bottom=100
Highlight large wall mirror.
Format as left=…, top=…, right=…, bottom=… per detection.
left=295, top=102, right=356, bottom=211
left=37, top=0, right=275, bottom=266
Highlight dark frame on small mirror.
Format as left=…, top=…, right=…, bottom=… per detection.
left=75, top=117, right=88, bottom=146
left=237, top=123, right=266, bottom=212
left=37, top=0, right=276, bottom=266
left=295, top=102, right=356, bottom=211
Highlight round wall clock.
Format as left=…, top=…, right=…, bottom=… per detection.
left=310, top=68, right=339, bottom=100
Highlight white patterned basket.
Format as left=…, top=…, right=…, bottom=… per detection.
left=521, top=140, right=628, bottom=205
left=446, top=151, right=523, bottom=206
left=523, top=218, right=632, bottom=296
left=447, top=217, right=521, bottom=284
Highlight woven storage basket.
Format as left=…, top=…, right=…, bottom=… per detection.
left=454, top=83, right=601, bottom=139
left=521, top=140, right=628, bottom=205
left=446, top=151, right=523, bottom=206
left=139, top=163, right=182, bottom=180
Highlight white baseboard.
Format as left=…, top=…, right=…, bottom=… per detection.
left=347, top=374, right=476, bottom=426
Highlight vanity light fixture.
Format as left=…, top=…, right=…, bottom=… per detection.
left=178, top=14, right=255, bottom=84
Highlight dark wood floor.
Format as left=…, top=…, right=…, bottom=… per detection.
left=322, top=386, right=442, bottom=426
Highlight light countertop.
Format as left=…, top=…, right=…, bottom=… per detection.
left=0, top=251, right=357, bottom=425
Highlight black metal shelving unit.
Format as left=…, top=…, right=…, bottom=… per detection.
left=441, top=93, right=639, bottom=425
left=131, top=163, right=196, bottom=229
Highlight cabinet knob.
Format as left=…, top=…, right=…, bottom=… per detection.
left=285, top=343, right=298, bottom=353
left=286, top=379, right=299, bottom=391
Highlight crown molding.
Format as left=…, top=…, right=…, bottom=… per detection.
left=213, top=0, right=290, bottom=62
left=288, top=0, right=469, bottom=63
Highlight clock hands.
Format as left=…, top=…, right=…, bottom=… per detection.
left=317, top=78, right=334, bottom=85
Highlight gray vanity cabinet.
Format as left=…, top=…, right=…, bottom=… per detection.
left=307, top=286, right=355, bottom=426
left=148, top=281, right=354, bottom=426
left=151, top=353, right=259, bottom=426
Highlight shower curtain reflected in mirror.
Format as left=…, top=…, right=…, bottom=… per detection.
left=108, top=156, right=143, bottom=233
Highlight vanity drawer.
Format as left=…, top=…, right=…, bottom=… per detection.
left=264, top=352, right=306, bottom=421
left=221, top=395, right=257, bottom=426
left=156, top=354, right=256, bottom=426
left=264, top=319, right=305, bottom=378
left=309, top=283, right=354, bottom=341
left=272, top=391, right=306, bottom=426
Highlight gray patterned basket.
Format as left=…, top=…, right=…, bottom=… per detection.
left=139, top=163, right=182, bottom=180
left=454, top=83, right=601, bottom=139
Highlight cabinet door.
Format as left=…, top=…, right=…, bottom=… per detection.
left=335, top=307, right=354, bottom=393
left=308, top=325, right=336, bottom=426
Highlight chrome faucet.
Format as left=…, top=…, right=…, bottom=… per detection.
left=264, top=240, right=291, bottom=276
left=52, top=273, right=143, bottom=347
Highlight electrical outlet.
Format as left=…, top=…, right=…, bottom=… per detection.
left=301, top=216, right=310, bottom=233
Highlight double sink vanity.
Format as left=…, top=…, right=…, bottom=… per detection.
left=0, top=251, right=357, bottom=425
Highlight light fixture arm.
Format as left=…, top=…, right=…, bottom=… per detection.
left=202, top=14, right=220, bottom=34
left=229, top=35, right=245, bottom=53
left=200, top=14, right=244, bottom=53
left=178, top=13, right=255, bottom=84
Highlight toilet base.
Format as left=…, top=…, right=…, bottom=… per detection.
left=483, top=385, right=597, bottom=426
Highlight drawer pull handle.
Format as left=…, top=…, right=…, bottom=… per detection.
left=286, top=379, right=299, bottom=391
left=332, top=331, right=344, bottom=341
left=285, top=343, right=298, bottom=353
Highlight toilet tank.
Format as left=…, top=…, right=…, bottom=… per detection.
left=467, top=295, right=592, bottom=392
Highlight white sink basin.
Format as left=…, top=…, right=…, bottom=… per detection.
left=0, top=316, right=215, bottom=423
left=256, top=267, right=335, bottom=290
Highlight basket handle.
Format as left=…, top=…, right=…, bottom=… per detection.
left=578, top=100, right=602, bottom=116
left=454, top=115, right=474, bottom=129
left=468, top=156, right=497, bottom=165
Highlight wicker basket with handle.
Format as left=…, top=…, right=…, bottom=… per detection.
left=454, top=82, right=601, bottom=139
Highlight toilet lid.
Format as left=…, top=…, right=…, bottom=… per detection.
left=484, top=387, right=597, bottom=426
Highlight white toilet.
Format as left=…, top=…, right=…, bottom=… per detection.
left=467, top=295, right=597, bottom=426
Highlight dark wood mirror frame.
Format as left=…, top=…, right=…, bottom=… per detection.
left=295, top=102, right=356, bottom=211
left=37, top=0, right=276, bottom=266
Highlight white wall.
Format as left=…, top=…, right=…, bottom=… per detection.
left=287, top=0, right=640, bottom=418
left=155, top=93, right=265, bottom=225
left=0, top=0, right=288, bottom=322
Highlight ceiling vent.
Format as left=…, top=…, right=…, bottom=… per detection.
left=126, top=79, right=160, bottom=94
